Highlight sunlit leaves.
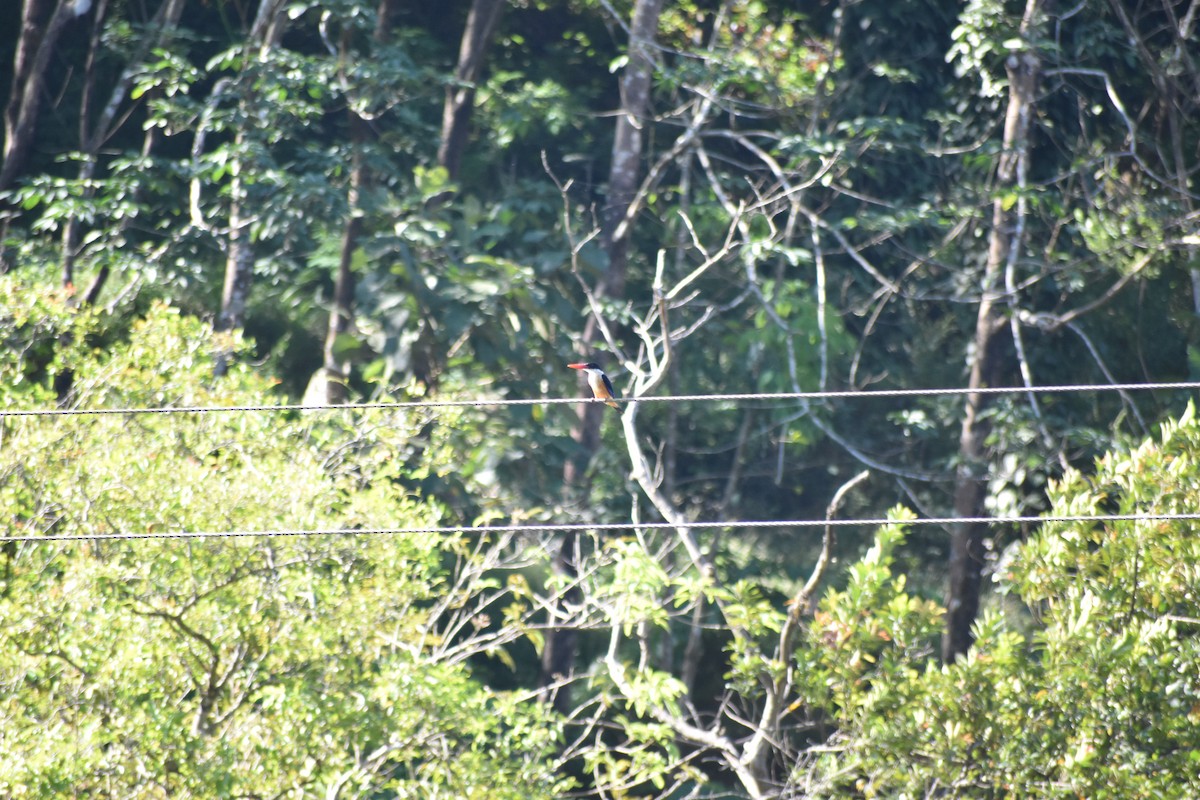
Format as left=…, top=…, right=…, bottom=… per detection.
left=600, top=538, right=672, bottom=633
left=947, top=0, right=1025, bottom=100
left=0, top=285, right=566, bottom=798
left=801, top=408, right=1200, bottom=797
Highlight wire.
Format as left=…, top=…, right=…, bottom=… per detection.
left=4, top=512, right=1197, bottom=544
left=2, top=381, right=1197, bottom=418
left=5, top=384, right=1196, bottom=545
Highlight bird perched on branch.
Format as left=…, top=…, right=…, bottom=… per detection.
left=568, top=362, right=619, bottom=409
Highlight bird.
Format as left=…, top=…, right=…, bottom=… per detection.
left=568, top=362, right=620, bottom=409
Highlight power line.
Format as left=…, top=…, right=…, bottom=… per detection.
left=5, top=511, right=1197, bottom=544
left=2, top=381, right=1197, bottom=419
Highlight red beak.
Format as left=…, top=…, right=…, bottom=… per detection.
left=567, top=363, right=587, bottom=369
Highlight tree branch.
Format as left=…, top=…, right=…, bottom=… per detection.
left=604, top=625, right=767, bottom=800
left=742, top=470, right=869, bottom=784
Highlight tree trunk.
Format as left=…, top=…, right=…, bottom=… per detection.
left=62, top=0, right=187, bottom=293
left=598, top=0, right=663, bottom=304
left=313, top=132, right=364, bottom=404
left=3, top=0, right=55, bottom=188
left=0, top=0, right=92, bottom=270
left=1, top=0, right=92, bottom=194
left=213, top=154, right=254, bottom=375
left=308, top=0, right=399, bottom=404
left=944, top=0, right=1042, bottom=662
left=437, top=0, right=504, bottom=182
left=541, top=0, right=665, bottom=712
left=570, top=0, right=664, bottom=466
left=212, top=0, right=287, bottom=377
left=537, top=533, right=580, bottom=713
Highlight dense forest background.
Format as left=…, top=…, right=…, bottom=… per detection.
left=2, top=0, right=1199, bottom=796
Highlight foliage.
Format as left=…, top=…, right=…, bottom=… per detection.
left=0, top=281, right=568, bottom=798
left=2, top=0, right=1200, bottom=795
left=576, top=410, right=1200, bottom=797
left=797, top=406, right=1200, bottom=798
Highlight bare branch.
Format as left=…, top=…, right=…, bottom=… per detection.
left=742, top=470, right=869, bottom=784
left=813, top=226, right=828, bottom=390
left=663, top=207, right=743, bottom=303
left=1017, top=251, right=1153, bottom=332
left=612, top=93, right=717, bottom=246
left=799, top=204, right=900, bottom=294
left=545, top=151, right=631, bottom=368
left=603, top=625, right=768, bottom=800
left=1046, top=66, right=1200, bottom=200
left=811, top=471, right=868, bottom=604
left=1064, top=319, right=1147, bottom=433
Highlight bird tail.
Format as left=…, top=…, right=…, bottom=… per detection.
left=606, top=398, right=619, bottom=409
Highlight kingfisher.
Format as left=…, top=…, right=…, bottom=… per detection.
left=568, top=362, right=620, bottom=409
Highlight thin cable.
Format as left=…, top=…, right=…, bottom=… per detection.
left=5, top=512, right=1198, bottom=544
left=2, top=381, right=1197, bottom=418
